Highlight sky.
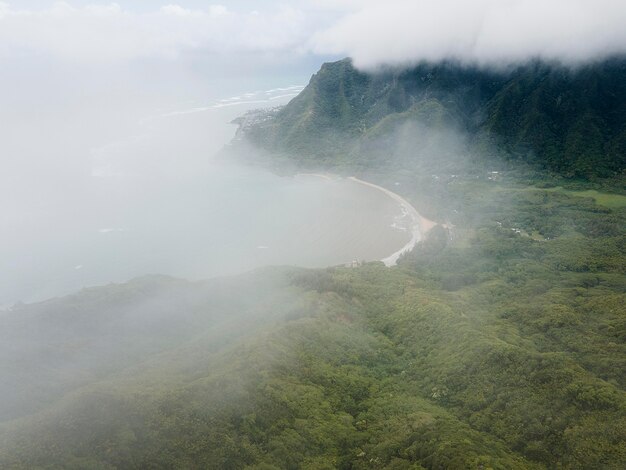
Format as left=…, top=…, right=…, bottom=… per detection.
left=0, top=1, right=624, bottom=68
left=1, top=0, right=625, bottom=304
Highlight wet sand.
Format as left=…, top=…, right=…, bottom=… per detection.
left=298, top=173, right=438, bottom=266
left=348, top=177, right=437, bottom=266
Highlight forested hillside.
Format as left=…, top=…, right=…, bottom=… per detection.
left=1, top=58, right=625, bottom=469
left=244, top=58, right=626, bottom=178
left=1, top=180, right=624, bottom=469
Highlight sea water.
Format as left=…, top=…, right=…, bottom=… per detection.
left=0, top=90, right=411, bottom=306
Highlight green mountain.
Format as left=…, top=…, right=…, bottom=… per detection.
left=243, top=58, right=626, bottom=178
left=1, top=59, right=625, bottom=469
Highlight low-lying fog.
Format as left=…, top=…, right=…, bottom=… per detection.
left=1, top=58, right=410, bottom=307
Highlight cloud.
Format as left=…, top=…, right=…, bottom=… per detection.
left=0, top=2, right=309, bottom=62
left=310, top=0, right=626, bottom=68
left=0, top=1, right=624, bottom=67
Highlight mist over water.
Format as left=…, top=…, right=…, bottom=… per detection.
left=1, top=78, right=410, bottom=307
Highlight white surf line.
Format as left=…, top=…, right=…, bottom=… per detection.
left=143, top=85, right=306, bottom=122
left=265, top=85, right=305, bottom=93
left=269, top=93, right=301, bottom=100
left=159, top=99, right=271, bottom=117
left=295, top=172, right=335, bottom=181
left=211, top=99, right=273, bottom=109
left=348, top=176, right=436, bottom=267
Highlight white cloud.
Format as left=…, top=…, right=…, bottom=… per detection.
left=311, top=0, right=626, bottom=68
left=0, top=2, right=309, bottom=62
left=0, top=1, right=624, bottom=67
left=208, top=5, right=228, bottom=17
left=159, top=4, right=196, bottom=17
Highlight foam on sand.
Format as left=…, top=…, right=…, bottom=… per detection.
left=298, top=173, right=438, bottom=266
left=347, top=177, right=436, bottom=266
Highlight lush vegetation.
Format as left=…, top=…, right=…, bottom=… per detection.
left=244, top=58, right=626, bottom=178
left=1, top=58, right=624, bottom=468
left=1, top=178, right=624, bottom=469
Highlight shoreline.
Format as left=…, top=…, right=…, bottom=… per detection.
left=296, top=173, right=438, bottom=266
left=348, top=177, right=437, bottom=266
left=294, top=172, right=334, bottom=181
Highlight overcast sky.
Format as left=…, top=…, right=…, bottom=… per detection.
left=1, top=1, right=625, bottom=67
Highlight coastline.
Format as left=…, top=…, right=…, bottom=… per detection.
left=348, top=177, right=436, bottom=266
left=294, top=172, right=334, bottom=181
left=296, top=173, right=437, bottom=266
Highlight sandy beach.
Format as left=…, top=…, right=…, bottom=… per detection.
left=294, top=172, right=335, bottom=181
left=348, top=177, right=437, bottom=266
left=297, top=173, right=438, bottom=266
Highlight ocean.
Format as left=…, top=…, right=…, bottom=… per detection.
left=0, top=88, right=412, bottom=307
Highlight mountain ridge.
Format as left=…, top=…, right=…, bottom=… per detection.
left=241, top=57, right=626, bottom=178
left=1, top=58, right=625, bottom=469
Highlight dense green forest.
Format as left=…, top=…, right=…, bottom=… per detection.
left=243, top=58, right=626, bottom=179
left=1, top=58, right=625, bottom=469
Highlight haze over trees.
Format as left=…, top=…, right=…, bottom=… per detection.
left=2, top=1, right=626, bottom=468
left=1, top=53, right=625, bottom=468
left=243, top=58, right=626, bottom=178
